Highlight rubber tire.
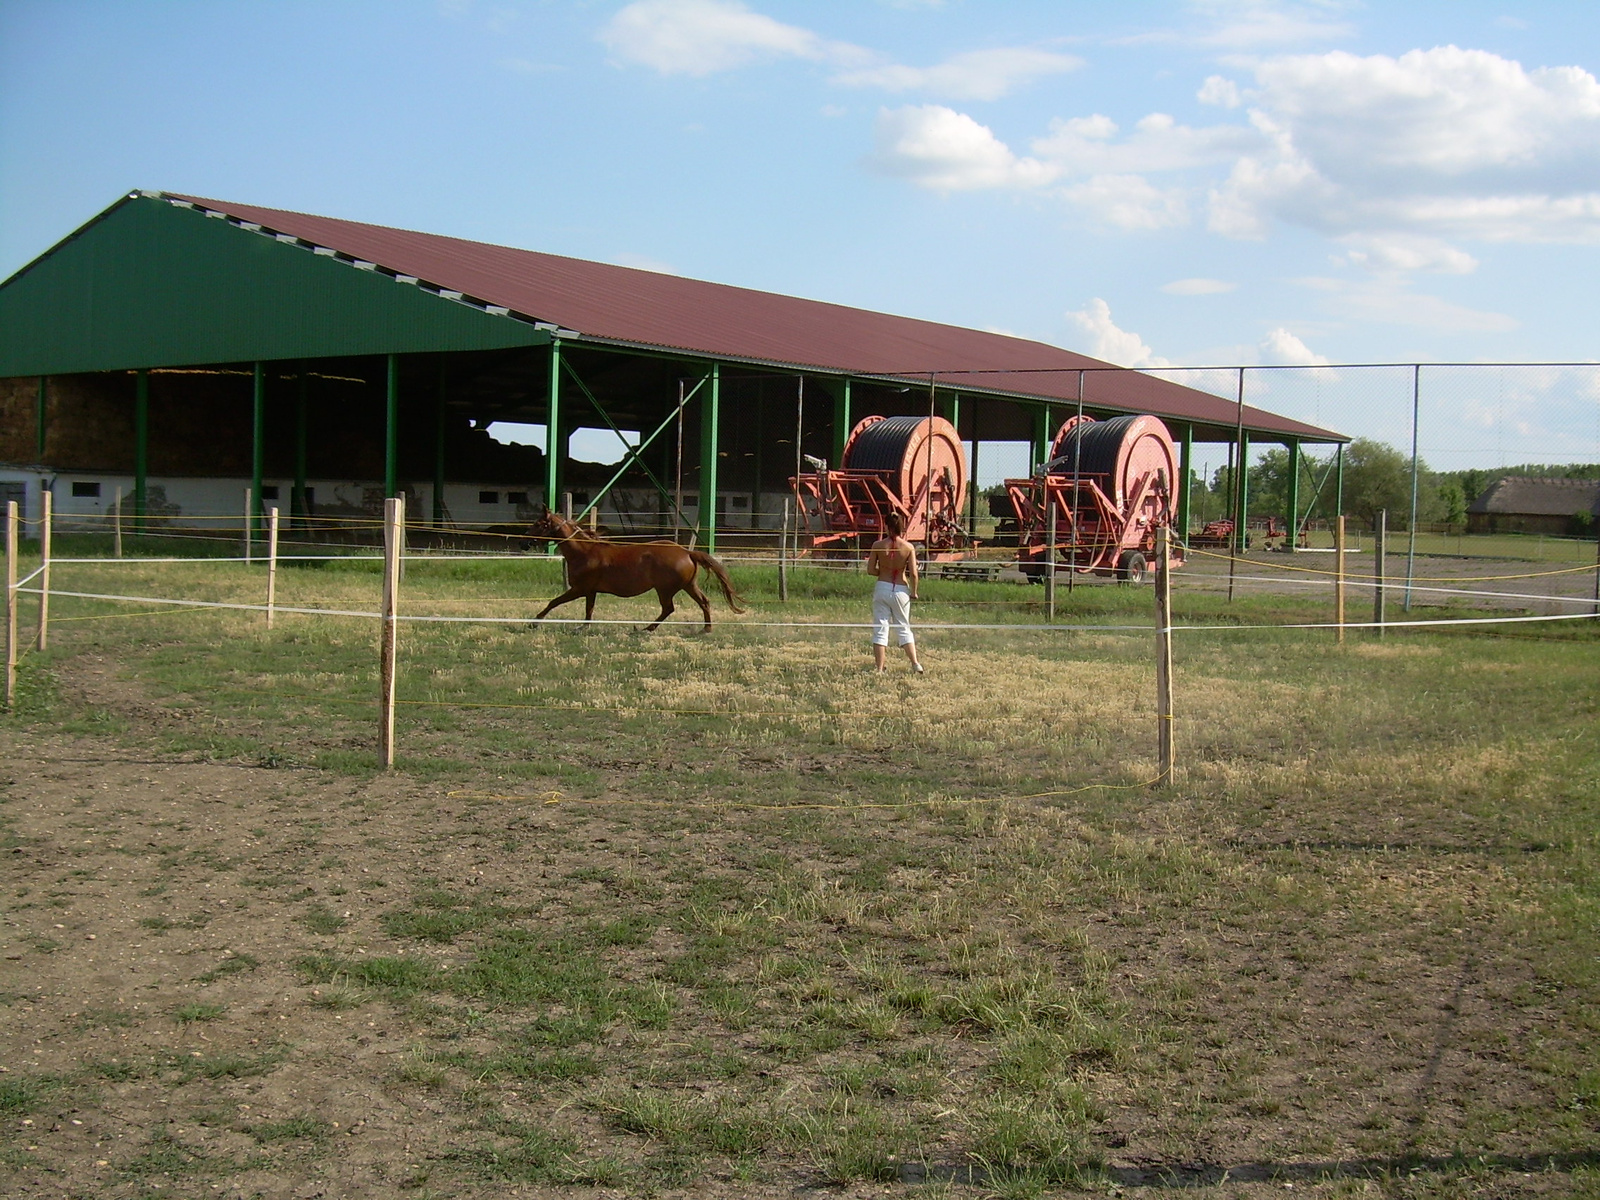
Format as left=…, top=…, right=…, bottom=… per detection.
left=1117, top=549, right=1148, bottom=584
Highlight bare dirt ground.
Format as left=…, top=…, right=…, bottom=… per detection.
left=2, top=610, right=1597, bottom=1200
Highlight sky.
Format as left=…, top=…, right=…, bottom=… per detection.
left=2, top=0, right=1598, bottom=473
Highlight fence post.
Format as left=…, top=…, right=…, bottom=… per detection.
left=778, top=498, right=790, bottom=603
left=562, top=491, right=573, bottom=523
left=243, top=488, right=254, bottom=564
left=1335, top=514, right=1346, bottom=645
left=378, top=495, right=404, bottom=769
left=113, top=486, right=124, bottom=558
left=1373, top=510, right=1387, bottom=638
left=1044, top=496, right=1056, bottom=622
left=4, top=500, right=16, bottom=710
left=35, top=490, right=51, bottom=651
left=1154, top=526, right=1174, bottom=786
left=266, top=506, right=280, bottom=630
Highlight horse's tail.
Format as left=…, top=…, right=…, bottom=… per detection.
left=688, top=550, right=748, bottom=614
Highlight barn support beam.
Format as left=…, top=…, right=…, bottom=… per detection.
left=1031, top=405, right=1052, bottom=471
left=1286, top=438, right=1302, bottom=550
left=699, top=362, right=721, bottom=551
left=384, top=354, right=400, bottom=499
left=561, top=355, right=688, bottom=518
left=293, top=366, right=309, bottom=526
left=832, top=378, right=851, bottom=466
left=252, top=362, right=266, bottom=534
left=35, top=377, right=47, bottom=462
left=545, top=341, right=562, bottom=511
left=134, top=368, right=149, bottom=527
left=1236, top=431, right=1251, bottom=546
left=967, top=402, right=980, bottom=535
left=1178, top=423, right=1193, bottom=540
left=574, top=373, right=705, bottom=529
left=1335, top=443, right=1345, bottom=521
left=433, top=358, right=448, bottom=526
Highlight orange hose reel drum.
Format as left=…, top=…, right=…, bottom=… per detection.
left=841, top=415, right=967, bottom=513
left=1046, top=414, right=1177, bottom=506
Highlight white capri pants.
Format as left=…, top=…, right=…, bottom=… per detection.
left=871, top=581, right=915, bottom=647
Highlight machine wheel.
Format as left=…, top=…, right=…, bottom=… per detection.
left=1116, top=549, right=1149, bottom=584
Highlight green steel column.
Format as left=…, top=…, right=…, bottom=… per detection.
left=699, top=362, right=721, bottom=551
left=434, top=358, right=448, bottom=526
left=384, top=354, right=400, bottom=499
left=1237, top=431, right=1251, bottom=543
left=35, top=377, right=47, bottom=462
left=1031, top=406, right=1051, bottom=470
left=832, top=378, right=851, bottom=465
left=1335, top=443, right=1345, bottom=517
left=134, top=369, right=149, bottom=526
left=293, top=367, right=308, bottom=525
left=545, top=341, right=562, bottom=510
left=1178, top=423, right=1194, bottom=539
left=1285, top=439, right=1302, bottom=548
left=252, top=362, right=266, bottom=533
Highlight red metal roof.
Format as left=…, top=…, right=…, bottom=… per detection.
left=167, top=193, right=1343, bottom=443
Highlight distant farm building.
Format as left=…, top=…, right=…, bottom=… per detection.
left=0, top=190, right=1345, bottom=548
left=1467, top=476, right=1600, bottom=537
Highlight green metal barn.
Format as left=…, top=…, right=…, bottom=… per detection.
left=0, top=190, right=1345, bottom=547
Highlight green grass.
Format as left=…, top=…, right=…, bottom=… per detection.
left=3, top=549, right=1597, bottom=1197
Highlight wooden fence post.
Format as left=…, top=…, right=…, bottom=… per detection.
left=36, top=489, right=51, bottom=651
left=243, top=488, right=254, bottom=564
left=266, top=506, right=280, bottom=630
left=113, top=486, right=124, bottom=558
left=378, top=495, right=404, bottom=769
left=1335, top=514, right=1346, bottom=645
left=4, top=500, right=17, bottom=710
left=1154, top=526, right=1174, bottom=786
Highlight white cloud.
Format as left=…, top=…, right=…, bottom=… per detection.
left=1197, top=75, right=1243, bottom=107
left=1062, top=174, right=1189, bottom=230
left=868, top=105, right=1057, bottom=191
left=1065, top=299, right=1172, bottom=368
left=1188, top=0, right=1355, bottom=47
left=1123, top=0, right=1354, bottom=49
left=1258, top=327, right=1329, bottom=366
left=602, top=1, right=1075, bottom=100
left=1334, top=234, right=1478, bottom=275
left=1295, top=276, right=1519, bottom=333
left=599, top=0, right=864, bottom=76
left=1162, top=277, right=1237, bottom=295
left=1032, top=111, right=1264, bottom=175
left=834, top=47, right=1082, bottom=102
left=1211, top=46, right=1600, bottom=244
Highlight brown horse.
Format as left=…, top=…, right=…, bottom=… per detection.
left=527, top=512, right=747, bottom=632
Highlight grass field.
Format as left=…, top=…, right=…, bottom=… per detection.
left=2, top=551, right=1597, bottom=1198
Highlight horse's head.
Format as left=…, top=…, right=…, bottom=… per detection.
left=529, top=508, right=574, bottom=540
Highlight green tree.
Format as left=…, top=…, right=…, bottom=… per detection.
left=1341, top=438, right=1417, bottom=530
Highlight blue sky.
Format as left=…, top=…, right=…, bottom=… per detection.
left=2, top=0, right=1597, bottom=470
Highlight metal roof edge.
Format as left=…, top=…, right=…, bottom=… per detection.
left=153, top=192, right=557, bottom=333
left=0, top=190, right=147, bottom=295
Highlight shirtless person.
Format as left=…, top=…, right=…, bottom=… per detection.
left=865, top=511, right=924, bottom=674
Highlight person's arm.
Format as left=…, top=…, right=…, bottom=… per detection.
left=865, top=543, right=882, bottom=574
left=905, top=542, right=919, bottom=599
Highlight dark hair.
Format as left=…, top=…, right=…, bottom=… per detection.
left=884, top=511, right=905, bottom=537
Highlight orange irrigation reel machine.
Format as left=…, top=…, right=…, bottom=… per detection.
left=791, top=414, right=977, bottom=558
left=1003, top=413, right=1183, bottom=583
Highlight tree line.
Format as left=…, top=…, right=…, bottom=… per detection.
left=1199, top=441, right=1600, bottom=532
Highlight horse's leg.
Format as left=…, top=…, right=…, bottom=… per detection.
left=643, top=587, right=675, bottom=632
left=532, top=587, right=586, bottom=622
left=584, top=594, right=596, bottom=622
left=684, top=578, right=713, bottom=633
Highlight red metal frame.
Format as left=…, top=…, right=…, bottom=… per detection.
left=792, top=466, right=973, bottom=558
left=1004, top=467, right=1180, bottom=577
